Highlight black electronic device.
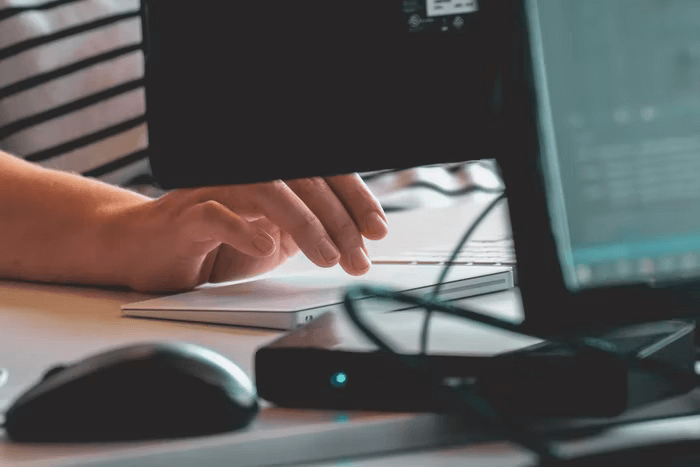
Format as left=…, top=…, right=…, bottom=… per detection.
left=141, top=0, right=500, bottom=187
left=497, top=0, right=700, bottom=334
left=478, top=320, right=696, bottom=417
left=256, top=310, right=696, bottom=416
left=547, top=439, right=700, bottom=467
left=256, top=309, right=538, bottom=412
left=4, top=342, right=258, bottom=442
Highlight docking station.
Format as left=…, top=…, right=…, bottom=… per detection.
left=255, top=312, right=696, bottom=417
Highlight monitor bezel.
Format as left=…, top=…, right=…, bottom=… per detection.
left=497, top=0, right=700, bottom=337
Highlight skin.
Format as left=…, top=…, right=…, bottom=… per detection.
left=0, top=150, right=388, bottom=292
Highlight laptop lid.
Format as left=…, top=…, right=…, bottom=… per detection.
left=498, top=0, right=700, bottom=335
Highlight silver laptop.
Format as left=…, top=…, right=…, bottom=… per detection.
left=121, top=264, right=513, bottom=330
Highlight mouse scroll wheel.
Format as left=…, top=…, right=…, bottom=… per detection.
left=42, top=365, right=68, bottom=381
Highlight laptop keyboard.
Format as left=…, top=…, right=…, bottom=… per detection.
left=372, top=238, right=516, bottom=266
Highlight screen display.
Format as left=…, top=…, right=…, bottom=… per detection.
left=531, top=0, right=700, bottom=290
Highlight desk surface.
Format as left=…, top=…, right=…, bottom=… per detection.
left=0, top=283, right=526, bottom=467
left=0, top=195, right=518, bottom=467
left=1, top=194, right=699, bottom=467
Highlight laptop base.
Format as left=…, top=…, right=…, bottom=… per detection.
left=122, top=265, right=513, bottom=331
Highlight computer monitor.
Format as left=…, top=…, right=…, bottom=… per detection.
left=143, top=0, right=700, bottom=336
left=499, top=0, right=700, bottom=334
left=141, top=0, right=501, bottom=187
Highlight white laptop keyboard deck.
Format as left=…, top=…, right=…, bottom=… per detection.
left=372, top=238, right=516, bottom=266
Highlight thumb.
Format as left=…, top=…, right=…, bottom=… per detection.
left=180, top=200, right=277, bottom=257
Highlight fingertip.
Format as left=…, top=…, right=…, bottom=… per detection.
left=252, top=232, right=276, bottom=256
left=363, top=212, right=389, bottom=240
left=338, top=248, right=371, bottom=276
left=340, top=261, right=371, bottom=276
left=317, top=238, right=341, bottom=266
left=352, top=248, right=371, bottom=274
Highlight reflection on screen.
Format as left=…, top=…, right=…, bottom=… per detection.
left=534, top=0, right=700, bottom=289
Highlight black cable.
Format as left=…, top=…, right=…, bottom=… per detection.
left=405, top=181, right=505, bottom=198
left=342, top=185, right=700, bottom=466
left=420, top=192, right=507, bottom=355
left=433, top=192, right=508, bottom=295
left=360, top=162, right=504, bottom=198
left=343, top=286, right=561, bottom=463
left=343, top=284, right=700, bottom=466
left=347, top=285, right=700, bottom=389
left=344, top=187, right=560, bottom=462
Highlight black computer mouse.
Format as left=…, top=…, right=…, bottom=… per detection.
left=4, top=342, right=259, bottom=442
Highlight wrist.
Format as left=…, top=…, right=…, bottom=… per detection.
left=95, top=199, right=154, bottom=290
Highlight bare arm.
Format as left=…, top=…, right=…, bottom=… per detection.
left=0, top=150, right=148, bottom=287
left=0, top=151, right=387, bottom=292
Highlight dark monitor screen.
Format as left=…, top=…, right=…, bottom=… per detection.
left=142, top=0, right=503, bottom=188
left=529, top=0, right=700, bottom=291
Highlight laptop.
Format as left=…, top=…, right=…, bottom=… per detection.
left=121, top=264, right=513, bottom=330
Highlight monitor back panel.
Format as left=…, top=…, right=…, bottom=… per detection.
left=142, top=0, right=504, bottom=187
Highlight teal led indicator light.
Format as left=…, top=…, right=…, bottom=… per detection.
left=331, top=372, right=347, bottom=388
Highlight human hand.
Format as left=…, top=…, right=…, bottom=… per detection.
left=106, top=174, right=388, bottom=292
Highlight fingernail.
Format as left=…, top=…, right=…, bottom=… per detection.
left=365, top=212, right=388, bottom=237
left=318, top=238, right=340, bottom=264
left=351, top=248, right=371, bottom=273
left=253, top=234, right=276, bottom=255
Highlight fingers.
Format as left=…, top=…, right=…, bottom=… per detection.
left=179, top=200, right=277, bottom=258
left=250, top=218, right=300, bottom=257
left=207, top=219, right=299, bottom=283
left=325, top=174, right=388, bottom=240
left=286, top=177, right=370, bottom=275
left=169, top=183, right=343, bottom=270
left=279, top=229, right=301, bottom=257
left=251, top=180, right=343, bottom=269
left=170, top=174, right=387, bottom=276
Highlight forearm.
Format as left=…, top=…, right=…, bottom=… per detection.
left=0, top=151, right=150, bottom=286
